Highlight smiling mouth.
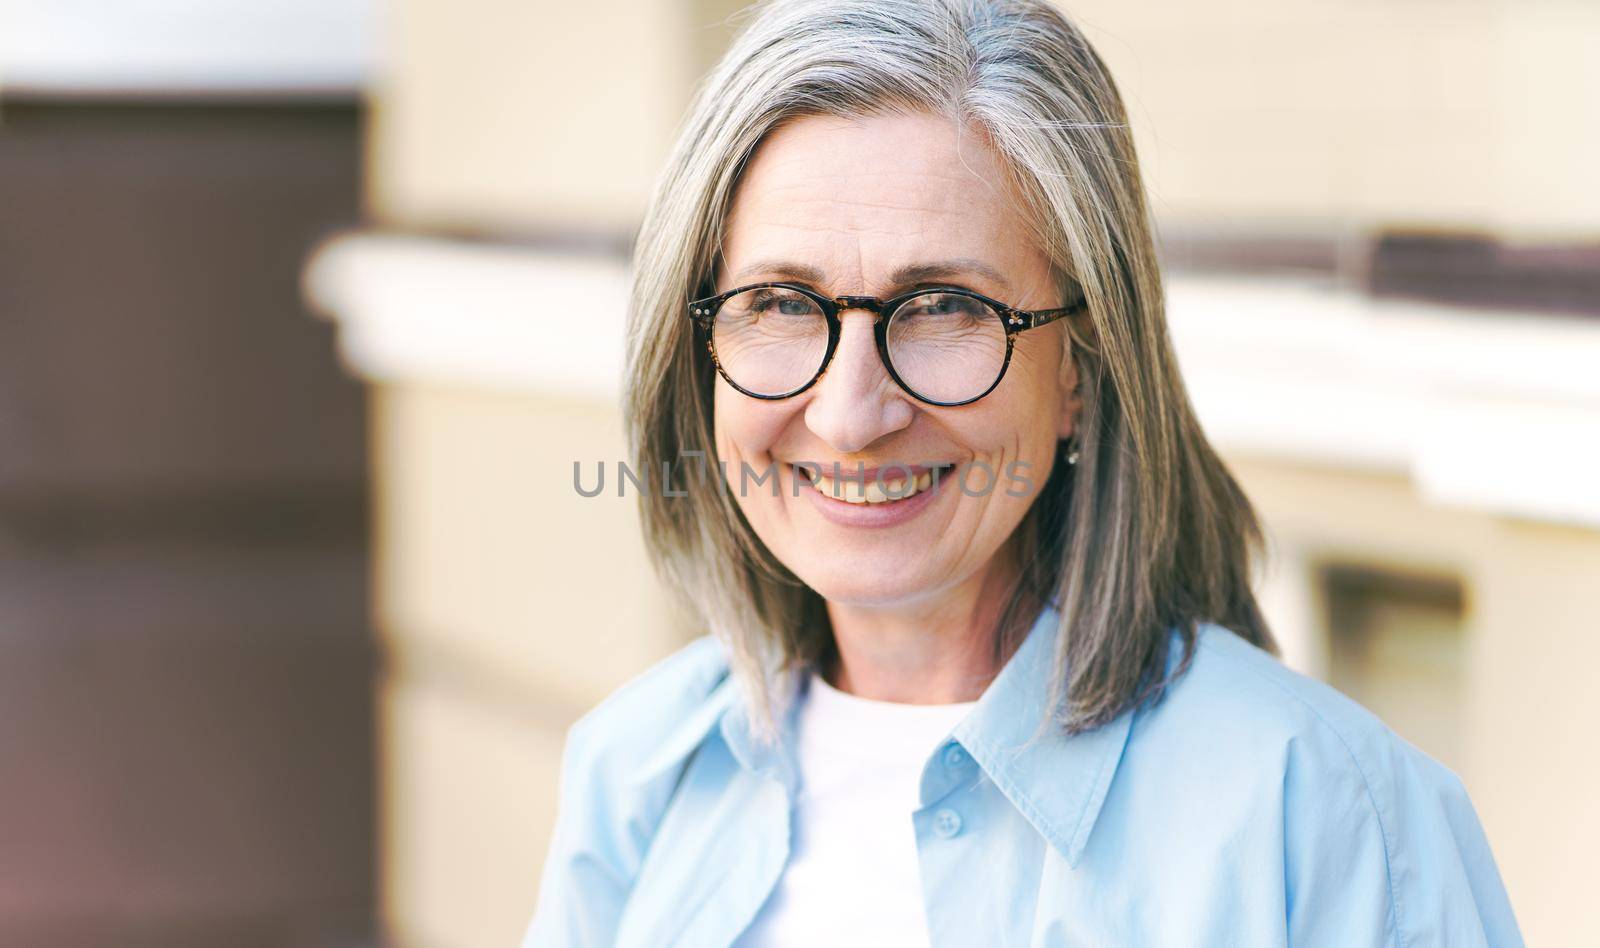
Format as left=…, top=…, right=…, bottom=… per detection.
left=792, top=463, right=955, bottom=505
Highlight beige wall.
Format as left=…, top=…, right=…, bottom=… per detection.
left=1468, top=520, right=1600, bottom=945
left=369, top=0, right=748, bottom=232
left=372, top=0, right=1600, bottom=237
left=1069, top=0, right=1600, bottom=236
left=371, top=383, right=689, bottom=946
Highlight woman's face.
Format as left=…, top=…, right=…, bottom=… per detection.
left=713, top=110, right=1079, bottom=609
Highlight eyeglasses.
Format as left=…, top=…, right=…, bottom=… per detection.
left=687, top=282, right=1086, bottom=407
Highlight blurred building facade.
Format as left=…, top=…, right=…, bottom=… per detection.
left=303, top=1, right=1600, bottom=946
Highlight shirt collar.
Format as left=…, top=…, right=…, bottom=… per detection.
left=637, top=604, right=1136, bottom=868
left=951, top=604, right=1135, bottom=868
left=633, top=656, right=804, bottom=796
left=718, top=668, right=805, bottom=798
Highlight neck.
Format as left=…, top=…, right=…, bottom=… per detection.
left=822, top=548, right=1035, bottom=704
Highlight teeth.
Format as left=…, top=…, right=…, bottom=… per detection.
left=808, top=468, right=939, bottom=505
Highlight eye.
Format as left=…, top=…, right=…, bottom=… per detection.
left=901, top=293, right=986, bottom=320
left=750, top=290, right=815, bottom=317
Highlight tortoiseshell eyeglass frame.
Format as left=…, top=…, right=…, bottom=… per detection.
left=687, top=281, right=1088, bottom=407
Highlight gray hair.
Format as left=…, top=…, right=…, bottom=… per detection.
left=625, top=0, right=1274, bottom=742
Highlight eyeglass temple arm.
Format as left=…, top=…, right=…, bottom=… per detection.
left=1016, top=292, right=1088, bottom=331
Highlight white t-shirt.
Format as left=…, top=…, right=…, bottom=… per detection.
left=736, top=668, right=978, bottom=947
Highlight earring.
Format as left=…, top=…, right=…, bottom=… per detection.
left=1065, top=436, right=1080, bottom=466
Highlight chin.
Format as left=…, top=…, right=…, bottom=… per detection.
left=802, top=573, right=935, bottom=609
left=782, top=548, right=951, bottom=609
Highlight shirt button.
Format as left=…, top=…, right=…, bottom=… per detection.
left=933, top=808, right=963, bottom=839
left=942, top=743, right=971, bottom=769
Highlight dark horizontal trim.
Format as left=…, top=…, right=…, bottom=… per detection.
left=1159, top=227, right=1347, bottom=276
left=0, top=484, right=368, bottom=551
left=1320, top=560, right=1465, bottom=608
left=1367, top=232, right=1600, bottom=318
left=1161, top=225, right=1600, bottom=318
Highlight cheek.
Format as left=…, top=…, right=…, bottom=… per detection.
left=960, top=338, right=1066, bottom=457
left=712, top=382, right=796, bottom=468
left=712, top=384, right=808, bottom=544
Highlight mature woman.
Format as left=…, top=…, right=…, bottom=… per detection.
left=524, top=0, right=1520, bottom=944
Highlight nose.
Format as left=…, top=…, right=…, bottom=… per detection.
left=803, top=309, right=914, bottom=454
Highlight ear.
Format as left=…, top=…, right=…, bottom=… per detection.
left=1056, top=335, right=1083, bottom=441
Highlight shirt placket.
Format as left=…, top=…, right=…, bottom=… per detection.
left=914, top=738, right=1043, bottom=947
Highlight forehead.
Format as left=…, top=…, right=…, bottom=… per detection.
left=719, top=111, right=1040, bottom=291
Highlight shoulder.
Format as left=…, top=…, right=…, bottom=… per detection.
left=525, top=636, right=735, bottom=945
left=1129, top=624, right=1520, bottom=944
left=544, top=634, right=735, bottom=888
left=572, top=632, right=732, bottom=736
left=1144, top=623, right=1464, bottom=803
left=564, top=632, right=734, bottom=779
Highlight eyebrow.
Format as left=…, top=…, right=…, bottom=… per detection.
left=730, top=258, right=1012, bottom=295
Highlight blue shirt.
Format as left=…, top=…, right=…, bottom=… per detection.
left=521, top=607, right=1522, bottom=946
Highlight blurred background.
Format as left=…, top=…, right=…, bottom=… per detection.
left=2, top=0, right=1596, bottom=946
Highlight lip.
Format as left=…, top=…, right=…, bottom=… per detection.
left=790, top=462, right=953, bottom=529
left=793, top=461, right=943, bottom=484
